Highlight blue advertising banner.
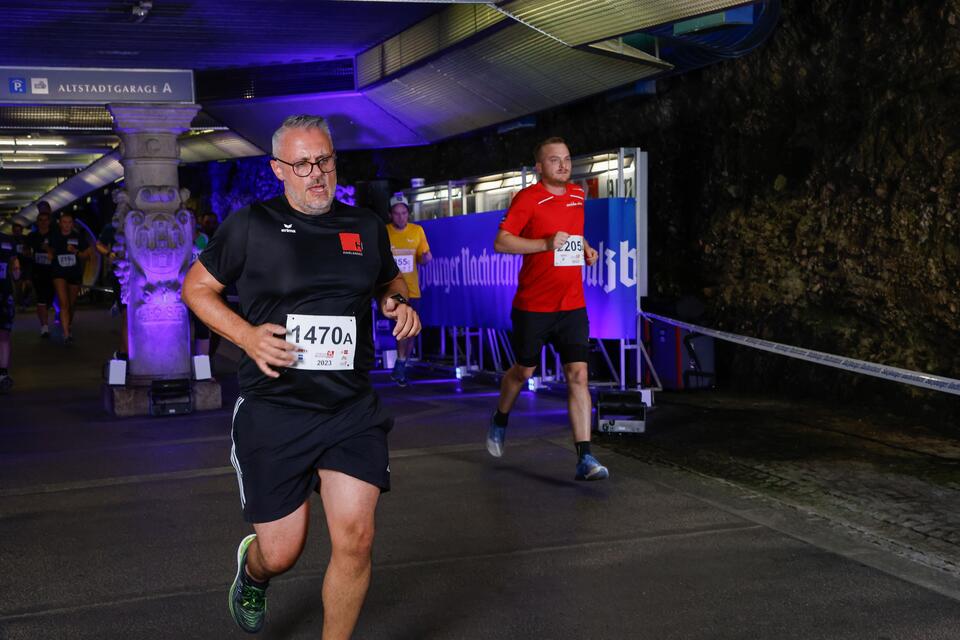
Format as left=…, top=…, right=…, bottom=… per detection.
left=1, top=66, right=194, bottom=104
left=417, top=198, right=638, bottom=340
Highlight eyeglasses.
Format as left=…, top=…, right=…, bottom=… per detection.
left=273, top=153, right=337, bottom=177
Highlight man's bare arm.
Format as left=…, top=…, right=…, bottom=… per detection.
left=375, top=274, right=421, bottom=339
left=494, top=229, right=568, bottom=254
left=182, top=261, right=295, bottom=378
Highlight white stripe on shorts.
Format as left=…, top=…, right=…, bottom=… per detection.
left=230, top=396, right=246, bottom=508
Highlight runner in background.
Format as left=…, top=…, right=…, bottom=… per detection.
left=486, top=137, right=609, bottom=481
left=26, top=201, right=56, bottom=338
left=385, top=193, right=431, bottom=387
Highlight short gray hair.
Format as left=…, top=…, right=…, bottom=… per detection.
left=272, top=115, right=333, bottom=157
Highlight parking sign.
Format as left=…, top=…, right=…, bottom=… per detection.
left=8, top=78, right=26, bottom=94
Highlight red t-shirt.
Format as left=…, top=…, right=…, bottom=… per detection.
left=499, top=181, right=586, bottom=312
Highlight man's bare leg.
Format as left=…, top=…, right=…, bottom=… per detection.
left=563, top=361, right=591, bottom=442
left=52, top=279, right=71, bottom=338
left=496, top=363, right=536, bottom=414
left=36, top=302, right=49, bottom=333
left=486, top=363, right=535, bottom=457
left=248, top=500, right=311, bottom=581
left=563, top=361, right=609, bottom=479
left=317, top=469, right=380, bottom=640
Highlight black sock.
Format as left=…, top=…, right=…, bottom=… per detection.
left=493, top=410, right=509, bottom=427
left=575, top=441, right=592, bottom=459
left=243, top=566, right=270, bottom=590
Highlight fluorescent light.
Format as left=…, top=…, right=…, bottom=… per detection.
left=590, top=157, right=634, bottom=173
left=0, top=137, right=68, bottom=147
left=474, top=180, right=502, bottom=192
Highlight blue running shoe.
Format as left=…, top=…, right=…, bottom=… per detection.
left=486, top=420, right=506, bottom=458
left=229, top=534, right=267, bottom=634
left=575, top=453, right=609, bottom=481
left=391, top=359, right=408, bottom=387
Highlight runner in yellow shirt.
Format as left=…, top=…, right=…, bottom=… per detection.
left=386, top=194, right=431, bottom=386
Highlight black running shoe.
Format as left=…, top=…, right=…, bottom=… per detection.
left=229, top=534, right=267, bottom=633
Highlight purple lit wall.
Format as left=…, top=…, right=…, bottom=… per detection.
left=186, top=156, right=356, bottom=219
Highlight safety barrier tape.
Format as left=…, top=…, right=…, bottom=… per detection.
left=642, top=312, right=960, bottom=396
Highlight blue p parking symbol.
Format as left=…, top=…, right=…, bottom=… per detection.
left=8, top=78, right=27, bottom=94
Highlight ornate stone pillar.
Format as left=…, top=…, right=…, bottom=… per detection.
left=107, top=103, right=200, bottom=383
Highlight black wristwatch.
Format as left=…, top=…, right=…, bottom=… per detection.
left=389, top=293, right=409, bottom=306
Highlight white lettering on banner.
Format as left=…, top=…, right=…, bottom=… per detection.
left=618, top=240, right=637, bottom=289
left=286, top=314, right=356, bottom=371
left=420, top=251, right=524, bottom=293
left=421, top=241, right=638, bottom=294
left=460, top=248, right=524, bottom=288
left=582, top=239, right=637, bottom=293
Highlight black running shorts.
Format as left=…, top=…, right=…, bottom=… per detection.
left=32, top=273, right=54, bottom=306
left=0, top=286, right=13, bottom=332
left=229, top=394, right=392, bottom=523
left=510, top=307, right=590, bottom=368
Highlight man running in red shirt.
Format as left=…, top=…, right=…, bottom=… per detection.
left=487, top=137, right=609, bottom=481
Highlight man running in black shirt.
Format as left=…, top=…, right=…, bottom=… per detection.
left=184, top=115, right=420, bottom=639
left=25, top=201, right=55, bottom=338
left=49, top=210, right=92, bottom=345
left=0, top=229, right=20, bottom=392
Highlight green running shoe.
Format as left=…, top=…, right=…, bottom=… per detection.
left=228, top=534, right=267, bottom=633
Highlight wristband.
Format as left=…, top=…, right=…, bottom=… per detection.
left=390, top=293, right=409, bottom=306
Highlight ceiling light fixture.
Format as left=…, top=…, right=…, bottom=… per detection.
left=0, top=137, right=67, bottom=147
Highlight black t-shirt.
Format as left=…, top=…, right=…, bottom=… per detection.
left=199, top=195, right=400, bottom=412
left=9, top=233, right=27, bottom=259
left=0, top=233, right=15, bottom=289
left=27, top=228, right=55, bottom=273
left=50, top=229, right=89, bottom=279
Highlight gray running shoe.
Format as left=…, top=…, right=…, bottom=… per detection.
left=486, top=418, right=506, bottom=458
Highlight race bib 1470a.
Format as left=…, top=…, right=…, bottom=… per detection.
left=286, top=314, right=356, bottom=371
left=553, top=234, right=585, bottom=267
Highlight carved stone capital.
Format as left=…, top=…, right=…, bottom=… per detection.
left=107, top=103, right=201, bottom=135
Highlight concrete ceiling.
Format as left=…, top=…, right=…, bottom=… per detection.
left=0, top=0, right=456, bottom=220
left=0, top=0, right=777, bottom=224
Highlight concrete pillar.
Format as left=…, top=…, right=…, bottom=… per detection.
left=107, top=103, right=200, bottom=383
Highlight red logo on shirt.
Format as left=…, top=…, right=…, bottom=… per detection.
left=339, top=232, right=363, bottom=254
